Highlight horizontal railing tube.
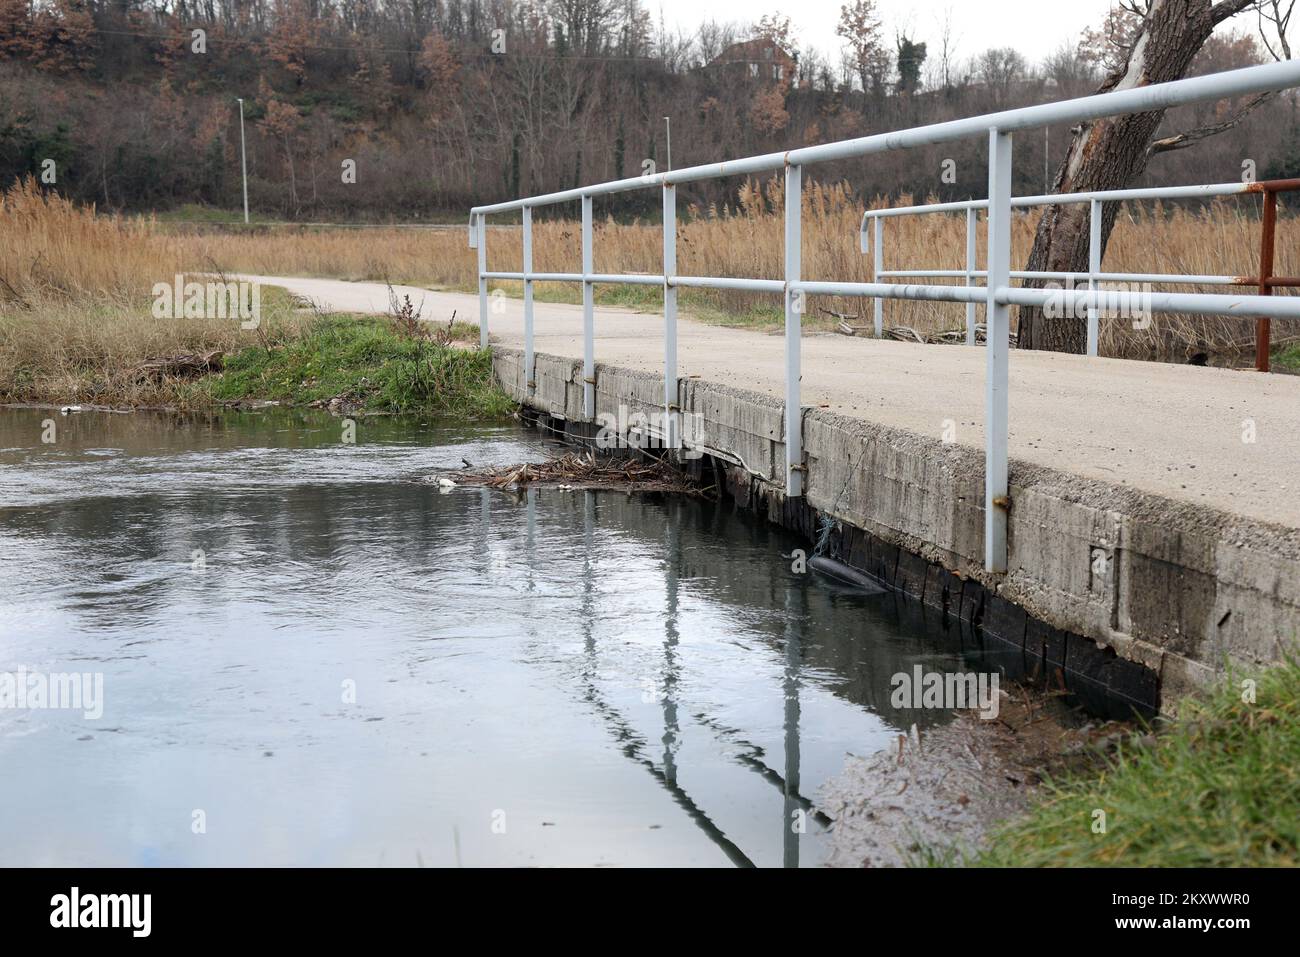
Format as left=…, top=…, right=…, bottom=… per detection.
left=525, top=272, right=584, bottom=282
left=877, top=268, right=1245, bottom=285
left=860, top=181, right=1254, bottom=222
left=794, top=281, right=986, bottom=303
left=482, top=271, right=666, bottom=286
left=587, top=273, right=665, bottom=286
left=670, top=276, right=785, bottom=293
left=998, top=286, right=1300, bottom=320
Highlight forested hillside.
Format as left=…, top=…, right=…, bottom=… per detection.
left=0, top=0, right=1291, bottom=219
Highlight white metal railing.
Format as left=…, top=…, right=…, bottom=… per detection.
left=469, top=60, right=1300, bottom=574
left=861, top=179, right=1291, bottom=355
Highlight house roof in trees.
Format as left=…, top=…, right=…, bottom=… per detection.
left=707, top=38, right=798, bottom=82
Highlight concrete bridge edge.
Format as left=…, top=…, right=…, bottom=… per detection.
left=491, top=346, right=1300, bottom=715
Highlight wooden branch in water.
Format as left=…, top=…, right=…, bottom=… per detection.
left=434, top=451, right=705, bottom=496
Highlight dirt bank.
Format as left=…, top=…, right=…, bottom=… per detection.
left=820, top=688, right=1132, bottom=867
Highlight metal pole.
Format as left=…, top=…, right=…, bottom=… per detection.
left=1087, top=198, right=1101, bottom=357
left=522, top=205, right=535, bottom=395
left=1044, top=127, right=1049, bottom=193
left=663, top=184, right=678, bottom=449
left=965, top=207, right=977, bottom=345
left=785, top=163, right=804, bottom=499
left=984, top=129, right=1013, bottom=574
left=664, top=116, right=672, bottom=172
left=1257, top=189, right=1277, bottom=372
left=581, top=194, right=595, bottom=419
left=872, top=217, right=884, bottom=338
left=236, top=98, right=249, bottom=225
left=476, top=213, right=488, bottom=348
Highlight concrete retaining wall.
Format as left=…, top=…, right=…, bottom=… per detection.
left=492, top=347, right=1300, bottom=711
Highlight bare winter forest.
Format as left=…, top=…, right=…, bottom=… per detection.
left=1, top=0, right=1296, bottom=218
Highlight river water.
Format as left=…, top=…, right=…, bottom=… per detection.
left=1, top=407, right=1000, bottom=867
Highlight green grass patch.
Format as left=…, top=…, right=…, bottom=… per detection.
left=1274, top=343, right=1300, bottom=373
left=202, top=314, right=515, bottom=418
left=974, top=658, right=1300, bottom=867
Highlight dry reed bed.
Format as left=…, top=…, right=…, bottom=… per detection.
left=168, top=177, right=1299, bottom=362
left=0, top=180, right=309, bottom=405
left=3, top=176, right=1295, bottom=390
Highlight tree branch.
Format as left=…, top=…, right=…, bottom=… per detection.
left=1147, top=90, right=1275, bottom=154
left=1210, top=0, right=1264, bottom=25
left=1258, top=0, right=1296, bottom=60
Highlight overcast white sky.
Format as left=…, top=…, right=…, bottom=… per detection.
left=651, top=0, right=1129, bottom=67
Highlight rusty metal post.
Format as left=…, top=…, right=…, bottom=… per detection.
left=1257, top=189, right=1278, bottom=372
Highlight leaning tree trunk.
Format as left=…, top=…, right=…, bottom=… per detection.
left=1018, top=0, right=1255, bottom=353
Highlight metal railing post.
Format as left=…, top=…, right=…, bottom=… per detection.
left=872, top=216, right=884, bottom=338
left=581, top=194, right=595, bottom=419
left=1257, top=188, right=1277, bottom=372
left=663, top=184, right=679, bottom=449
left=965, top=207, right=978, bottom=345
left=985, top=129, right=1013, bottom=574
left=785, top=164, right=804, bottom=498
left=476, top=213, right=488, bottom=348
left=1087, top=198, right=1101, bottom=357
left=522, top=205, right=535, bottom=395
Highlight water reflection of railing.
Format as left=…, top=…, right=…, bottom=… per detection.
left=530, top=488, right=830, bottom=868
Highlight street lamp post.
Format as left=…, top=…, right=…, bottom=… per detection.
left=236, top=97, right=249, bottom=224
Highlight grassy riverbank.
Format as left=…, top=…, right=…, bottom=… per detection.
left=2, top=294, right=513, bottom=417
left=202, top=314, right=513, bottom=417
left=975, top=660, right=1300, bottom=867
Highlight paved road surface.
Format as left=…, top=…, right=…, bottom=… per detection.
left=238, top=274, right=1300, bottom=528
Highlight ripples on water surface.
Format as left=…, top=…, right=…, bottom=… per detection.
left=1, top=408, right=991, bottom=867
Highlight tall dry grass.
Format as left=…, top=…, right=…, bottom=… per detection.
left=0, top=179, right=309, bottom=405
left=169, top=176, right=1300, bottom=362
left=3, top=176, right=1294, bottom=403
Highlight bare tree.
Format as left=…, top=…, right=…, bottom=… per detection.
left=1043, top=40, right=1099, bottom=98
left=1019, top=0, right=1279, bottom=353
left=932, top=3, right=958, bottom=93
left=836, top=0, right=885, bottom=98
left=975, top=47, right=1028, bottom=104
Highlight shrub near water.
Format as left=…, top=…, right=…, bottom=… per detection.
left=976, top=659, right=1300, bottom=868
left=205, top=315, right=514, bottom=418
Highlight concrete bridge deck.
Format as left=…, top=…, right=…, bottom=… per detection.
left=246, top=275, right=1300, bottom=703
